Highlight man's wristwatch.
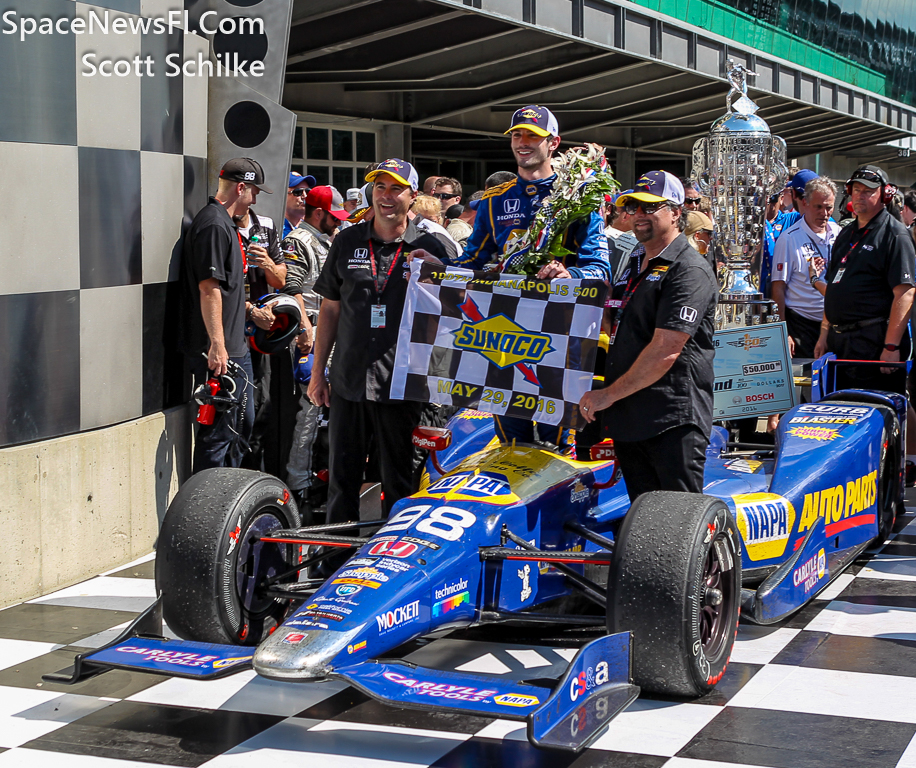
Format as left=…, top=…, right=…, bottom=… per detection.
left=884, top=343, right=900, bottom=351
left=809, top=274, right=825, bottom=286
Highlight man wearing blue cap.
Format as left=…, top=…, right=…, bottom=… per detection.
left=761, top=169, right=817, bottom=296
left=284, top=171, right=317, bottom=238
left=434, top=106, right=612, bottom=448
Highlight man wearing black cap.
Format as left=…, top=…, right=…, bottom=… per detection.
left=178, top=158, right=274, bottom=472
left=579, top=172, right=718, bottom=502
left=814, top=164, right=915, bottom=394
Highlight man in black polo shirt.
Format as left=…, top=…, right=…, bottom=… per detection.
left=579, top=172, right=718, bottom=502
left=814, top=164, right=915, bottom=394
left=308, top=159, right=447, bottom=537
left=178, top=158, right=274, bottom=472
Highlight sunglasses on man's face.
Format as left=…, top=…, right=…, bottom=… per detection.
left=289, top=188, right=308, bottom=197
left=623, top=201, right=670, bottom=215
left=684, top=197, right=701, bottom=205
left=432, top=192, right=458, bottom=200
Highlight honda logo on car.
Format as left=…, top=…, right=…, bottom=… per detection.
left=376, top=600, right=420, bottom=633
left=793, top=548, right=827, bottom=593
left=569, top=661, right=611, bottom=701
left=368, top=540, right=418, bottom=558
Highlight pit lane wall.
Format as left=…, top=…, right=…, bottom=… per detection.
left=0, top=406, right=191, bottom=608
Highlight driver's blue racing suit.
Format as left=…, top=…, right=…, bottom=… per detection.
left=444, top=174, right=612, bottom=447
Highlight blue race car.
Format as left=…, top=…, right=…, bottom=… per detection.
left=48, top=383, right=905, bottom=753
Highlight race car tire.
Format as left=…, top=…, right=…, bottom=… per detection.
left=156, top=468, right=300, bottom=646
left=607, top=491, right=741, bottom=697
left=876, top=427, right=898, bottom=545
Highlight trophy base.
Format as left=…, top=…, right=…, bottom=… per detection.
left=716, top=298, right=778, bottom=330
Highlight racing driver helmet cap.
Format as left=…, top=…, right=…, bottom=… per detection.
left=616, top=171, right=685, bottom=207
left=365, top=159, right=419, bottom=191
left=219, top=158, right=273, bottom=194
left=505, top=105, right=559, bottom=138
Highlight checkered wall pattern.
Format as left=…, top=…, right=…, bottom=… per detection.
left=0, top=0, right=210, bottom=448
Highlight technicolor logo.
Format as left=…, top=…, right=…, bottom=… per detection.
left=433, top=591, right=469, bottom=617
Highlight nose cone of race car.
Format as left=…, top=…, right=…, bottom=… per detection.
left=253, top=626, right=359, bottom=680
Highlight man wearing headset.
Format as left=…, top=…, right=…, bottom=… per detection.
left=814, top=165, right=915, bottom=396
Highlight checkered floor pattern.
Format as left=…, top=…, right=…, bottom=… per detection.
left=4, top=499, right=916, bottom=768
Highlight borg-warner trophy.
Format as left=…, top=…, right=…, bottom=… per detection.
left=692, top=61, right=788, bottom=329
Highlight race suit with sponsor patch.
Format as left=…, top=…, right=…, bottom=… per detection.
left=449, top=175, right=612, bottom=280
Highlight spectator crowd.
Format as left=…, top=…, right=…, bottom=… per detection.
left=178, top=104, right=916, bottom=536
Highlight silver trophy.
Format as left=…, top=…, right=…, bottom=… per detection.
left=692, top=60, right=787, bottom=328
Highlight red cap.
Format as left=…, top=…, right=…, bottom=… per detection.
left=305, top=186, right=349, bottom=221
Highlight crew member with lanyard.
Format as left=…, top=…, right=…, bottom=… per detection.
left=814, top=164, right=915, bottom=394
left=309, top=160, right=447, bottom=571
left=579, top=172, right=718, bottom=502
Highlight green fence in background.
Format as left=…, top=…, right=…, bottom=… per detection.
left=624, top=0, right=916, bottom=106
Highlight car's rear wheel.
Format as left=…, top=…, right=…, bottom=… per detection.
left=607, top=491, right=742, bottom=696
left=155, top=469, right=301, bottom=645
left=876, top=427, right=898, bottom=545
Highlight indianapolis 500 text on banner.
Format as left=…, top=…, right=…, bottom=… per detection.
left=390, top=262, right=607, bottom=428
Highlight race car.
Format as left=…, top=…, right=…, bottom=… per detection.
left=48, top=380, right=905, bottom=753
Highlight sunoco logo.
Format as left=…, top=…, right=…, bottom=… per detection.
left=376, top=600, right=420, bottom=633
left=453, top=313, right=552, bottom=369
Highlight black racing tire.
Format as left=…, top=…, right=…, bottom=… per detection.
left=876, top=427, right=898, bottom=545
left=607, top=491, right=742, bottom=697
left=155, top=468, right=300, bottom=645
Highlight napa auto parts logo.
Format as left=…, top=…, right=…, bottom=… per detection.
left=732, top=493, right=795, bottom=562
left=452, top=296, right=552, bottom=385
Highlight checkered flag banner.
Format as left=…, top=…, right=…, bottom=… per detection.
left=390, top=262, right=607, bottom=428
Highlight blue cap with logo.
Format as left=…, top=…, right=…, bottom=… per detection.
left=505, top=105, right=559, bottom=138
left=289, top=171, right=317, bottom=190
left=786, top=169, right=818, bottom=194
left=365, top=159, right=419, bottom=191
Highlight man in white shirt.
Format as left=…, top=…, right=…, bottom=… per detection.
left=771, top=176, right=840, bottom=358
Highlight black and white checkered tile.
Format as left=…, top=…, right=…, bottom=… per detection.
left=3, top=503, right=916, bottom=768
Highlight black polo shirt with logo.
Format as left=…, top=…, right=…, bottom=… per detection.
left=824, top=207, right=915, bottom=325
left=603, top=234, right=718, bottom=442
left=314, top=220, right=447, bottom=402
left=178, top=197, right=248, bottom=358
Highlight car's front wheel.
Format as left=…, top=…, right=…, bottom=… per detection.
left=155, top=469, right=301, bottom=645
left=607, top=491, right=742, bottom=696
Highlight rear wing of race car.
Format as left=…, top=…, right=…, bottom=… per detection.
left=45, top=597, right=638, bottom=753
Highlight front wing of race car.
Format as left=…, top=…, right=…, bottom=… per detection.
left=49, top=598, right=637, bottom=753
